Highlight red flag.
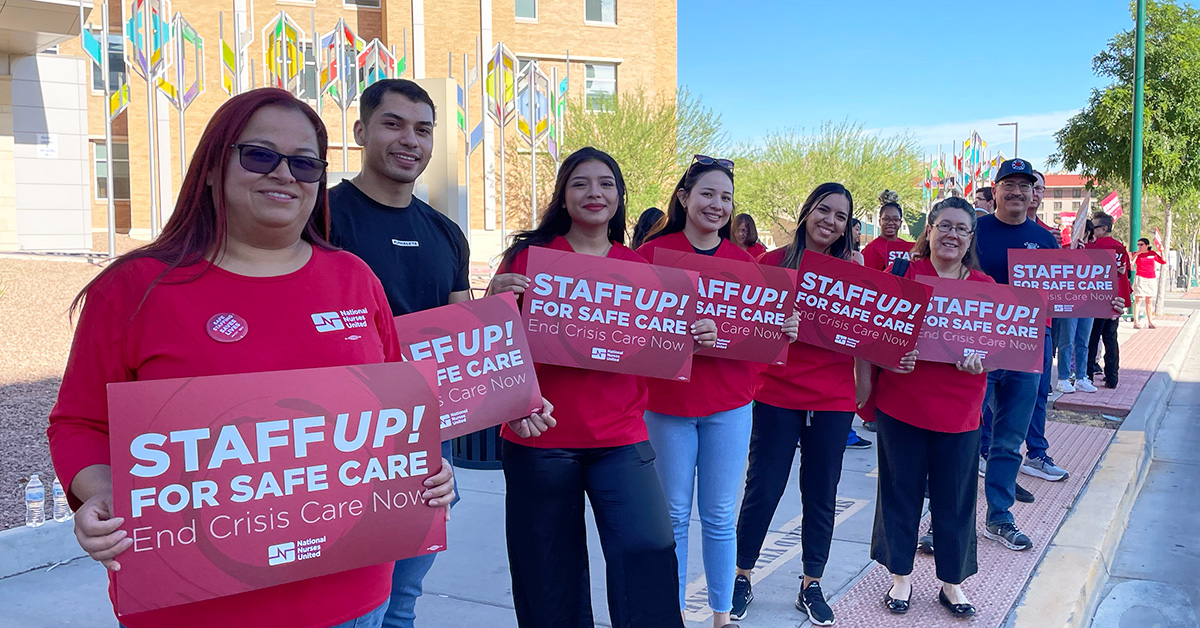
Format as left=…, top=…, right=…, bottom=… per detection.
left=1154, top=228, right=1162, bottom=250
left=1100, top=191, right=1123, bottom=220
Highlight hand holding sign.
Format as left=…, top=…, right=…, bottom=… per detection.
left=916, top=276, right=1047, bottom=373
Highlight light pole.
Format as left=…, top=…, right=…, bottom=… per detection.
left=1131, top=0, right=1146, bottom=248
left=999, top=122, right=1019, bottom=157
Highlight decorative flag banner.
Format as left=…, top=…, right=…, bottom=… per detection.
left=915, top=277, right=1047, bottom=373
left=794, top=252, right=933, bottom=368
left=485, top=43, right=517, bottom=126
left=219, top=0, right=255, bottom=96
left=1008, top=248, right=1120, bottom=318
left=262, top=11, right=305, bottom=96
left=521, top=247, right=699, bottom=381
left=356, top=38, right=394, bottom=93
left=157, top=13, right=203, bottom=111
left=1101, top=190, right=1123, bottom=220
left=652, top=249, right=796, bottom=365
left=107, top=361, right=446, bottom=616
left=516, top=64, right=550, bottom=146
left=393, top=293, right=543, bottom=440
left=1154, top=228, right=1163, bottom=251
left=546, top=72, right=567, bottom=161
left=126, top=0, right=172, bottom=80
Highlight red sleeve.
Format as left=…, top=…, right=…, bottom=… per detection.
left=1153, top=251, right=1167, bottom=264
left=862, top=240, right=885, bottom=271
left=47, top=289, right=132, bottom=509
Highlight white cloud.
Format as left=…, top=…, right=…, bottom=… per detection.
left=870, top=110, right=1079, bottom=148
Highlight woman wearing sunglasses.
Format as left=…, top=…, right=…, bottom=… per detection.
left=47, top=88, right=455, bottom=628
left=1131, top=237, right=1166, bottom=329
left=872, top=197, right=987, bottom=619
left=487, top=147, right=709, bottom=628
left=861, top=190, right=913, bottom=272
left=637, top=156, right=798, bottom=628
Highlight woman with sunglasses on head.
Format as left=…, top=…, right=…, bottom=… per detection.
left=731, top=183, right=865, bottom=627
left=732, top=213, right=768, bottom=260
left=637, top=156, right=798, bottom=628
left=487, top=147, right=713, bottom=628
left=862, top=190, right=913, bottom=271
left=47, top=88, right=456, bottom=628
left=872, top=197, right=988, bottom=619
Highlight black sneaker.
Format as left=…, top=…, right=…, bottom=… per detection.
left=917, top=526, right=934, bottom=555
left=795, top=580, right=835, bottom=626
left=984, top=521, right=1033, bottom=551
left=1015, top=483, right=1035, bottom=503
left=846, top=434, right=872, bottom=450
left=730, top=574, right=753, bottom=620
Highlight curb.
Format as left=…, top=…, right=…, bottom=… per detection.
left=0, top=518, right=86, bottom=579
left=1011, top=308, right=1200, bottom=628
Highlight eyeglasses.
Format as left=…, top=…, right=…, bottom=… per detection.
left=880, top=216, right=904, bottom=224
left=997, top=180, right=1033, bottom=193
left=231, top=144, right=328, bottom=183
left=934, top=221, right=974, bottom=237
left=692, top=154, right=734, bottom=171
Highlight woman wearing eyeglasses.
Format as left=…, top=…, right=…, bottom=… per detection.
left=861, top=190, right=914, bottom=272
left=637, top=155, right=798, bottom=628
left=1131, top=237, right=1167, bottom=329
left=872, top=197, right=988, bottom=619
left=47, top=89, right=455, bottom=628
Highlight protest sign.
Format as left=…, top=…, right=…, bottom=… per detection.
left=1009, top=248, right=1119, bottom=318
left=107, top=361, right=445, bottom=615
left=916, top=276, right=1047, bottom=373
left=522, top=246, right=699, bottom=380
left=794, top=252, right=932, bottom=368
left=652, top=249, right=795, bottom=365
left=394, top=293, right=542, bottom=440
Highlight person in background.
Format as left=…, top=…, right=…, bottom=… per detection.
left=1086, top=212, right=1131, bottom=388
left=638, top=156, right=798, bottom=628
left=1054, top=219, right=1099, bottom=395
left=872, top=197, right=987, bottom=619
left=974, top=186, right=994, bottom=214
left=732, top=213, right=768, bottom=259
left=848, top=217, right=866, bottom=265
left=487, top=147, right=704, bottom=628
left=844, top=217, right=873, bottom=446
left=631, top=206, right=665, bottom=249
left=1131, top=237, right=1167, bottom=329
left=47, top=88, right=456, bottom=628
left=861, top=190, right=913, bottom=271
left=1025, top=172, right=1049, bottom=228
left=731, top=183, right=858, bottom=627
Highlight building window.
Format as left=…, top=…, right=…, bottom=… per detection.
left=41, top=44, right=60, bottom=55
left=585, top=0, right=615, bottom=24
left=1054, top=201, right=1062, bottom=211
left=90, top=30, right=126, bottom=92
left=1072, top=201, right=1081, bottom=210
left=1073, top=189, right=1082, bottom=198
left=516, top=0, right=537, bottom=19
left=343, top=0, right=381, bottom=8
left=585, top=63, right=616, bottom=111
left=1053, top=189, right=1063, bottom=198
left=93, top=142, right=131, bottom=201
left=299, top=42, right=318, bottom=102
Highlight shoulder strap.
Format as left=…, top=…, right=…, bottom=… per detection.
left=890, top=258, right=911, bottom=277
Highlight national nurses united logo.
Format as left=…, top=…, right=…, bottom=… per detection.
left=312, top=307, right=370, bottom=332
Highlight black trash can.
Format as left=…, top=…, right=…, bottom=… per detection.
left=451, top=425, right=504, bottom=470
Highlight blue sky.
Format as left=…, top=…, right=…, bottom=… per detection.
left=678, top=0, right=1134, bottom=171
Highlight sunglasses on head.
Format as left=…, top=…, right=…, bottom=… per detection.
left=232, top=143, right=328, bottom=183
left=691, top=154, right=734, bottom=171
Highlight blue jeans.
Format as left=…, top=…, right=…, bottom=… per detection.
left=333, top=602, right=389, bottom=628
left=1027, top=328, right=1054, bottom=460
left=644, top=403, right=753, bottom=614
left=1056, top=318, right=1095, bottom=380
left=982, top=368, right=1039, bottom=525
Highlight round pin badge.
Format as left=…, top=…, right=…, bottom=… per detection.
left=207, top=313, right=249, bottom=343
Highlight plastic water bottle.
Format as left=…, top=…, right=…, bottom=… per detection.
left=25, top=474, right=45, bottom=527
left=52, top=477, right=72, bottom=522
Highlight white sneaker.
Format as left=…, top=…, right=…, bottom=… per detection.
left=1074, top=379, right=1098, bottom=393
left=978, top=455, right=987, bottom=478
left=1056, top=379, right=1076, bottom=394
left=1021, top=454, right=1070, bottom=482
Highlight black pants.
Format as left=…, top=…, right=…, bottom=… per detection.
left=870, top=410, right=979, bottom=585
left=502, top=440, right=684, bottom=628
left=1087, top=317, right=1120, bottom=385
left=735, top=402, right=853, bottom=579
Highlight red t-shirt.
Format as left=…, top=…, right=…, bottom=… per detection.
left=1134, top=250, right=1166, bottom=278
left=744, top=241, right=768, bottom=260
left=752, top=248, right=856, bottom=412
left=862, top=237, right=913, bottom=271
left=637, top=232, right=762, bottom=417
left=47, top=247, right=404, bottom=628
left=874, top=259, right=990, bottom=433
left=1087, top=236, right=1133, bottom=302
left=499, top=236, right=650, bottom=449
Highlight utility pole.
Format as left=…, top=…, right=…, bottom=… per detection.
left=1130, top=0, right=1147, bottom=247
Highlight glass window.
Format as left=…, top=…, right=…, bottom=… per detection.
left=41, top=45, right=59, bottom=55
left=1073, top=189, right=1082, bottom=198
left=1053, top=201, right=1062, bottom=211
left=516, top=0, right=537, bottom=19
left=584, top=63, right=616, bottom=111
left=94, top=142, right=131, bottom=201
left=90, top=30, right=126, bottom=92
left=300, top=42, right=318, bottom=102
left=1072, top=201, right=1081, bottom=210
left=344, top=0, right=381, bottom=7
left=585, top=0, right=615, bottom=24
left=1053, top=189, right=1063, bottom=198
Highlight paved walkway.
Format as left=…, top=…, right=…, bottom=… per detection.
left=1055, top=320, right=1184, bottom=416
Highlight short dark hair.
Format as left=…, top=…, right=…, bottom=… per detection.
left=1092, top=211, right=1114, bottom=231
left=976, top=186, right=993, bottom=201
left=359, top=79, right=437, bottom=124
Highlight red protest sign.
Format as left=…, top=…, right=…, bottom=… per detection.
left=393, top=293, right=542, bottom=439
left=522, top=246, right=699, bottom=380
left=916, top=277, right=1047, bottom=373
left=1008, top=248, right=1119, bottom=318
left=652, top=249, right=795, bottom=365
left=107, top=361, right=445, bottom=616
left=794, top=252, right=932, bottom=368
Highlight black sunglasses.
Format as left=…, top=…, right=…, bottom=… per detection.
left=231, top=144, right=328, bottom=183
left=692, top=154, right=734, bottom=171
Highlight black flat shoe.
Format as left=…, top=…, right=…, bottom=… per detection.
left=885, top=588, right=910, bottom=614
left=939, top=589, right=976, bottom=618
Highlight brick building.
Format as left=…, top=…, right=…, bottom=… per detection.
left=0, top=0, right=677, bottom=259
left=1038, top=173, right=1099, bottom=227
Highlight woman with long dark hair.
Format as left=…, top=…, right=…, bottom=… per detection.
left=861, top=190, right=913, bottom=271
left=487, top=147, right=712, bottom=628
left=637, top=157, right=798, bottom=628
left=631, top=206, right=665, bottom=249
left=47, top=88, right=456, bottom=628
left=872, top=197, right=987, bottom=619
left=732, top=213, right=768, bottom=259
left=731, top=183, right=867, bottom=627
